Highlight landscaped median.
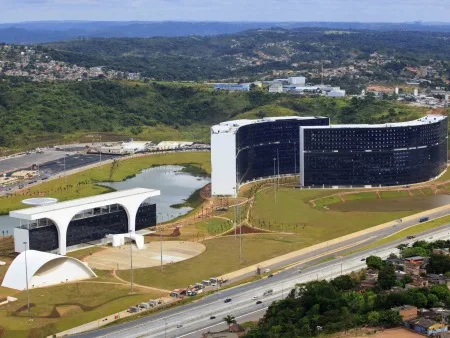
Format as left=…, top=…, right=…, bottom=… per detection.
left=347, top=214, right=450, bottom=255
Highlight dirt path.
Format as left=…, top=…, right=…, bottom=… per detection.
left=111, top=269, right=171, bottom=293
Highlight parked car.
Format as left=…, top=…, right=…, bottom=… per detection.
left=210, top=316, right=216, bottom=320
left=361, top=258, right=366, bottom=261
left=264, top=268, right=270, bottom=273
left=252, top=296, right=258, bottom=300
left=177, top=324, right=183, bottom=328
left=268, top=274, right=274, bottom=278
left=256, top=301, right=262, bottom=304
left=224, top=298, right=232, bottom=303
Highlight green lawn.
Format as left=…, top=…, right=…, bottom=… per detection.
left=0, top=151, right=210, bottom=215
left=117, top=234, right=312, bottom=290
left=250, top=187, right=413, bottom=234
left=0, top=282, right=164, bottom=338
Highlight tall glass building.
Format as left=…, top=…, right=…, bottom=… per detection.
left=211, top=116, right=330, bottom=195
left=300, top=115, right=448, bottom=187
left=211, top=115, right=448, bottom=195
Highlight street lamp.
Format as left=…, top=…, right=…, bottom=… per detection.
left=23, top=242, right=30, bottom=313
left=273, top=157, right=277, bottom=203
left=160, top=226, right=163, bottom=272
left=129, top=230, right=134, bottom=293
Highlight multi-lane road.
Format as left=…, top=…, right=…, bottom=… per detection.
left=72, top=211, right=450, bottom=338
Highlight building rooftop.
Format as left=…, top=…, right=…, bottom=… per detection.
left=211, top=116, right=328, bottom=134
left=301, top=115, right=446, bottom=130
left=10, top=188, right=160, bottom=220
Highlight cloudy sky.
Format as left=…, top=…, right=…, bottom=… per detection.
left=1, top=0, right=448, bottom=23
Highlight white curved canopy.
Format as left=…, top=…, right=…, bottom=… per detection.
left=2, top=250, right=97, bottom=290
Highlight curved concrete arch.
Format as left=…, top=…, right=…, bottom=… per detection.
left=1, top=250, right=97, bottom=291
left=10, top=188, right=160, bottom=255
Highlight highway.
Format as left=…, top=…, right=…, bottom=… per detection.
left=72, top=212, right=450, bottom=338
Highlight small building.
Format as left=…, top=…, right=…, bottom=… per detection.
left=268, top=83, right=283, bottom=93
left=360, top=279, right=377, bottom=289
left=433, top=248, right=450, bottom=256
left=409, top=318, right=448, bottom=335
left=11, top=170, right=37, bottom=179
left=392, top=305, right=418, bottom=321
left=404, top=256, right=426, bottom=265
left=288, top=76, right=306, bottom=85
left=214, top=84, right=250, bottom=92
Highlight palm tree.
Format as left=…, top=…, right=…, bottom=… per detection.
left=223, top=314, right=236, bottom=331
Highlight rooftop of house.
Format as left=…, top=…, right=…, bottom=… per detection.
left=410, top=317, right=442, bottom=329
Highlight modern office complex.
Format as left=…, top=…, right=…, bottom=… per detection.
left=11, top=188, right=160, bottom=255
left=211, top=115, right=448, bottom=195
left=300, top=115, right=448, bottom=187
left=211, top=116, right=330, bottom=195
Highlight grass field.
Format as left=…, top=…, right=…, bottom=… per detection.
left=117, top=233, right=312, bottom=290
left=250, top=187, right=414, bottom=234
left=0, top=151, right=211, bottom=215
left=0, top=282, right=164, bottom=338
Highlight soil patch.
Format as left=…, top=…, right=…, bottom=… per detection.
left=55, top=304, right=83, bottom=317
left=224, top=225, right=271, bottom=235
left=147, top=227, right=181, bottom=238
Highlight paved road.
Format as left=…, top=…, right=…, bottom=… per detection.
left=72, top=218, right=450, bottom=338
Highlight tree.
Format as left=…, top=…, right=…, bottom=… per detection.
left=378, top=264, right=396, bottom=290
left=331, top=275, right=356, bottom=291
left=427, top=254, right=450, bottom=274
left=379, top=310, right=403, bottom=327
left=223, top=315, right=236, bottom=331
left=366, top=256, right=383, bottom=270
left=367, top=311, right=381, bottom=326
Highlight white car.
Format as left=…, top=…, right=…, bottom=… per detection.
left=263, top=268, right=270, bottom=273
left=252, top=296, right=258, bottom=300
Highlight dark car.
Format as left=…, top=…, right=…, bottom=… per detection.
left=224, top=298, right=232, bottom=303
left=360, top=258, right=366, bottom=261
left=256, top=300, right=262, bottom=304
left=210, top=316, right=216, bottom=319
left=268, top=274, right=274, bottom=278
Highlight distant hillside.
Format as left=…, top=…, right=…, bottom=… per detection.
left=41, top=28, right=450, bottom=83
left=1, top=21, right=450, bottom=44
left=0, top=78, right=427, bottom=151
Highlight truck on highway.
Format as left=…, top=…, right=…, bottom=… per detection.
left=419, top=217, right=429, bottom=223
left=263, top=289, right=273, bottom=296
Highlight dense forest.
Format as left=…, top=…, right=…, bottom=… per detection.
left=0, top=78, right=426, bottom=150
left=42, top=29, right=450, bottom=81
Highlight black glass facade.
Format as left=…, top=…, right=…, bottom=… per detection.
left=27, top=203, right=157, bottom=252
left=235, top=117, right=330, bottom=183
left=301, top=117, right=448, bottom=187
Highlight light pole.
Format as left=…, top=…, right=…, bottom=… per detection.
left=294, top=141, right=297, bottom=177
left=239, top=205, right=243, bottom=262
left=23, top=242, right=30, bottom=313
left=277, top=148, right=280, bottom=188
left=160, top=226, right=163, bottom=272
left=273, top=158, right=277, bottom=203
left=63, top=152, right=66, bottom=183
left=129, top=231, right=134, bottom=293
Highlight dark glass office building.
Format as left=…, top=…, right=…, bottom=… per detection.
left=300, top=116, right=448, bottom=187
left=235, top=117, right=330, bottom=183
left=23, top=202, right=156, bottom=252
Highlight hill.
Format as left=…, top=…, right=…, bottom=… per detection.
left=41, top=28, right=450, bottom=83
left=0, top=78, right=428, bottom=153
left=2, top=21, right=450, bottom=44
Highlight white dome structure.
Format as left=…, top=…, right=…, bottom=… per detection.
left=1, top=250, right=96, bottom=291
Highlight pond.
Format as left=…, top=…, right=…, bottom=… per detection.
left=329, top=194, right=450, bottom=212
left=0, top=165, right=210, bottom=235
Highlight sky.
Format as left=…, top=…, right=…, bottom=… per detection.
left=0, top=0, right=449, bottom=23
